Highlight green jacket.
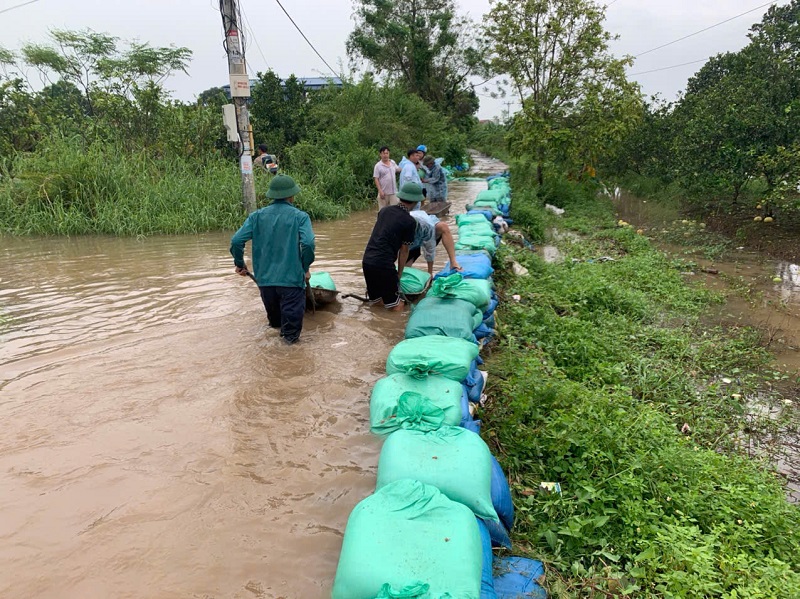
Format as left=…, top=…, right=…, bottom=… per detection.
left=230, top=200, right=315, bottom=288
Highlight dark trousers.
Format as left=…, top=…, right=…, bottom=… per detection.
left=259, top=286, right=306, bottom=343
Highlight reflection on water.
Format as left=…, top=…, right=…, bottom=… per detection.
left=0, top=168, right=502, bottom=598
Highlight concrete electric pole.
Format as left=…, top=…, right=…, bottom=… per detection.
left=220, top=0, right=257, bottom=214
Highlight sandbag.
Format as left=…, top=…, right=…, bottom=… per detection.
left=376, top=426, right=500, bottom=522
left=438, top=253, right=494, bottom=280
left=490, top=455, right=515, bottom=532
left=331, top=479, right=483, bottom=599
left=405, top=297, right=483, bottom=342
left=475, top=322, right=494, bottom=341
left=464, top=361, right=485, bottom=403
left=466, top=209, right=495, bottom=222
left=400, top=267, right=431, bottom=294
left=493, top=557, right=547, bottom=599
left=458, top=222, right=496, bottom=238
left=387, top=336, right=480, bottom=381
left=457, top=213, right=494, bottom=227
left=477, top=189, right=508, bottom=203
left=476, top=519, right=498, bottom=599
left=456, top=235, right=497, bottom=255
left=427, top=273, right=493, bottom=311
left=308, top=271, right=336, bottom=291
left=370, top=374, right=465, bottom=435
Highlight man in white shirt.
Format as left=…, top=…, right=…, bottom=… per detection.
left=373, top=146, right=400, bottom=209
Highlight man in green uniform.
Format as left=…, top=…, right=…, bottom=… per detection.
left=230, top=175, right=315, bottom=344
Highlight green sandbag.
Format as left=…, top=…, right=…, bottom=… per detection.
left=308, top=271, right=336, bottom=291
left=456, top=213, right=492, bottom=227
left=331, top=479, right=482, bottom=599
left=472, top=199, right=500, bottom=211
left=455, top=234, right=497, bottom=255
left=400, top=267, right=431, bottom=294
left=376, top=426, right=500, bottom=522
left=488, top=178, right=510, bottom=190
left=370, top=375, right=464, bottom=435
left=405, top=297, right=482, bottom=342
left=477, top=189, right=508, bottom=203
left=458, top=222, right=495, bottom=238
left=386, top=336, right=479, bottom=381
left=427, top=273, right=492, bottom=311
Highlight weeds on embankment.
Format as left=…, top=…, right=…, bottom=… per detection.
left=483, top=179, right=800, bottom=597
left=0, top=138, right=365, bottom=236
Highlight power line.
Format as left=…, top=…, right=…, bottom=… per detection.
left=273, top=0, right=338, bottom=75
left=241, top=8, right=271, bottom=71
left=0, top=0, right=40, bottom=15
left=636, top=0, right=779, bottom=57
left=629, top=57, right=710, bottom=76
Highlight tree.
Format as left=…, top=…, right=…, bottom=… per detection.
left=346, top=0, right=489, bottom=128
left=19, top=29, right=191, bottom=116
left=487, top=0, right=641, bottom=183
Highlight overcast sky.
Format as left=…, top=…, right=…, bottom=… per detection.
left=0, top=0, right=782, bottom=119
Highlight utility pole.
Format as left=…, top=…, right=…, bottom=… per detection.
left=220, top=0, right=257, bottom=213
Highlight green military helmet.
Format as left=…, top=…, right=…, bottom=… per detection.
left=265, top=174, right=301, bottom=199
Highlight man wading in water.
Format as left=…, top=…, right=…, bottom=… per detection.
left=361, top=182, right=421, bottom=311
left=230, top=174, right=316, bottom=344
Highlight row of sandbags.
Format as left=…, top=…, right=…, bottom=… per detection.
left=332, top=175, right=545, bottom=598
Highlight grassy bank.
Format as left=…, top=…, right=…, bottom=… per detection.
left=0, top=139, right=369, bottom=236
left=483, top=177, right=800, bottom=597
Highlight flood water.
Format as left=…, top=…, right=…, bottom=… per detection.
left=615, top=192, right=800, bottom=372
left=0, top=158, right=504, bottom=599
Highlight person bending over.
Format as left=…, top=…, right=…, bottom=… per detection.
left=406, top=210, right=462, bottom=276
left=361, top=182, right=421, bottom=311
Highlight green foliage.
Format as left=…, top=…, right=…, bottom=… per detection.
left=0, top=30, right=470, bottom=236
left=615, top=1, right=800, bottom=216
left=347, top=0, right=488, bottom=129
left=469, top=121, right=510, bottom=163
left=484, top=171, right=800, bottom=597
left=487, top=0, right=642, bottom=183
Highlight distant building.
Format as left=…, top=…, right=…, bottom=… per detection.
left=222, top=76, right=343, bottom=99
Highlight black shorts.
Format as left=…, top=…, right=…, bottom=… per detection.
left=362, top=262, right=402, bottom=308
left=406, top=234, right=443, bottom=265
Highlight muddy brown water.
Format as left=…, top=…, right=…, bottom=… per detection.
left=0, top=158, right=505, bottom=598
left=614, top=192, right=800, bottom=372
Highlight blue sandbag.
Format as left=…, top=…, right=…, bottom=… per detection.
left=465, top=360, right=485, bottom=403
left=476, top=519, right=498, bottom=599
left=493, top=557, right=547, bottom=599
left=439, top=253, right=494, bottom=280
left=483, top=313, right=496, bottom=329
left=460, top=386, right=471, bottom=425
left=475, top=322, right=494, bottom=341
left=462, top=418, right=482, bottom=434
left=483, top=297, right=499, bottom=320
left=491, top=455, right=515, bottom=532
left=483, top=517, right=512, bottom=549
left=467, top=209, right=494, bottom=222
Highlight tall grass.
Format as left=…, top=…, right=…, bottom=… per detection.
left=0, top=137, right=352, bottom=235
